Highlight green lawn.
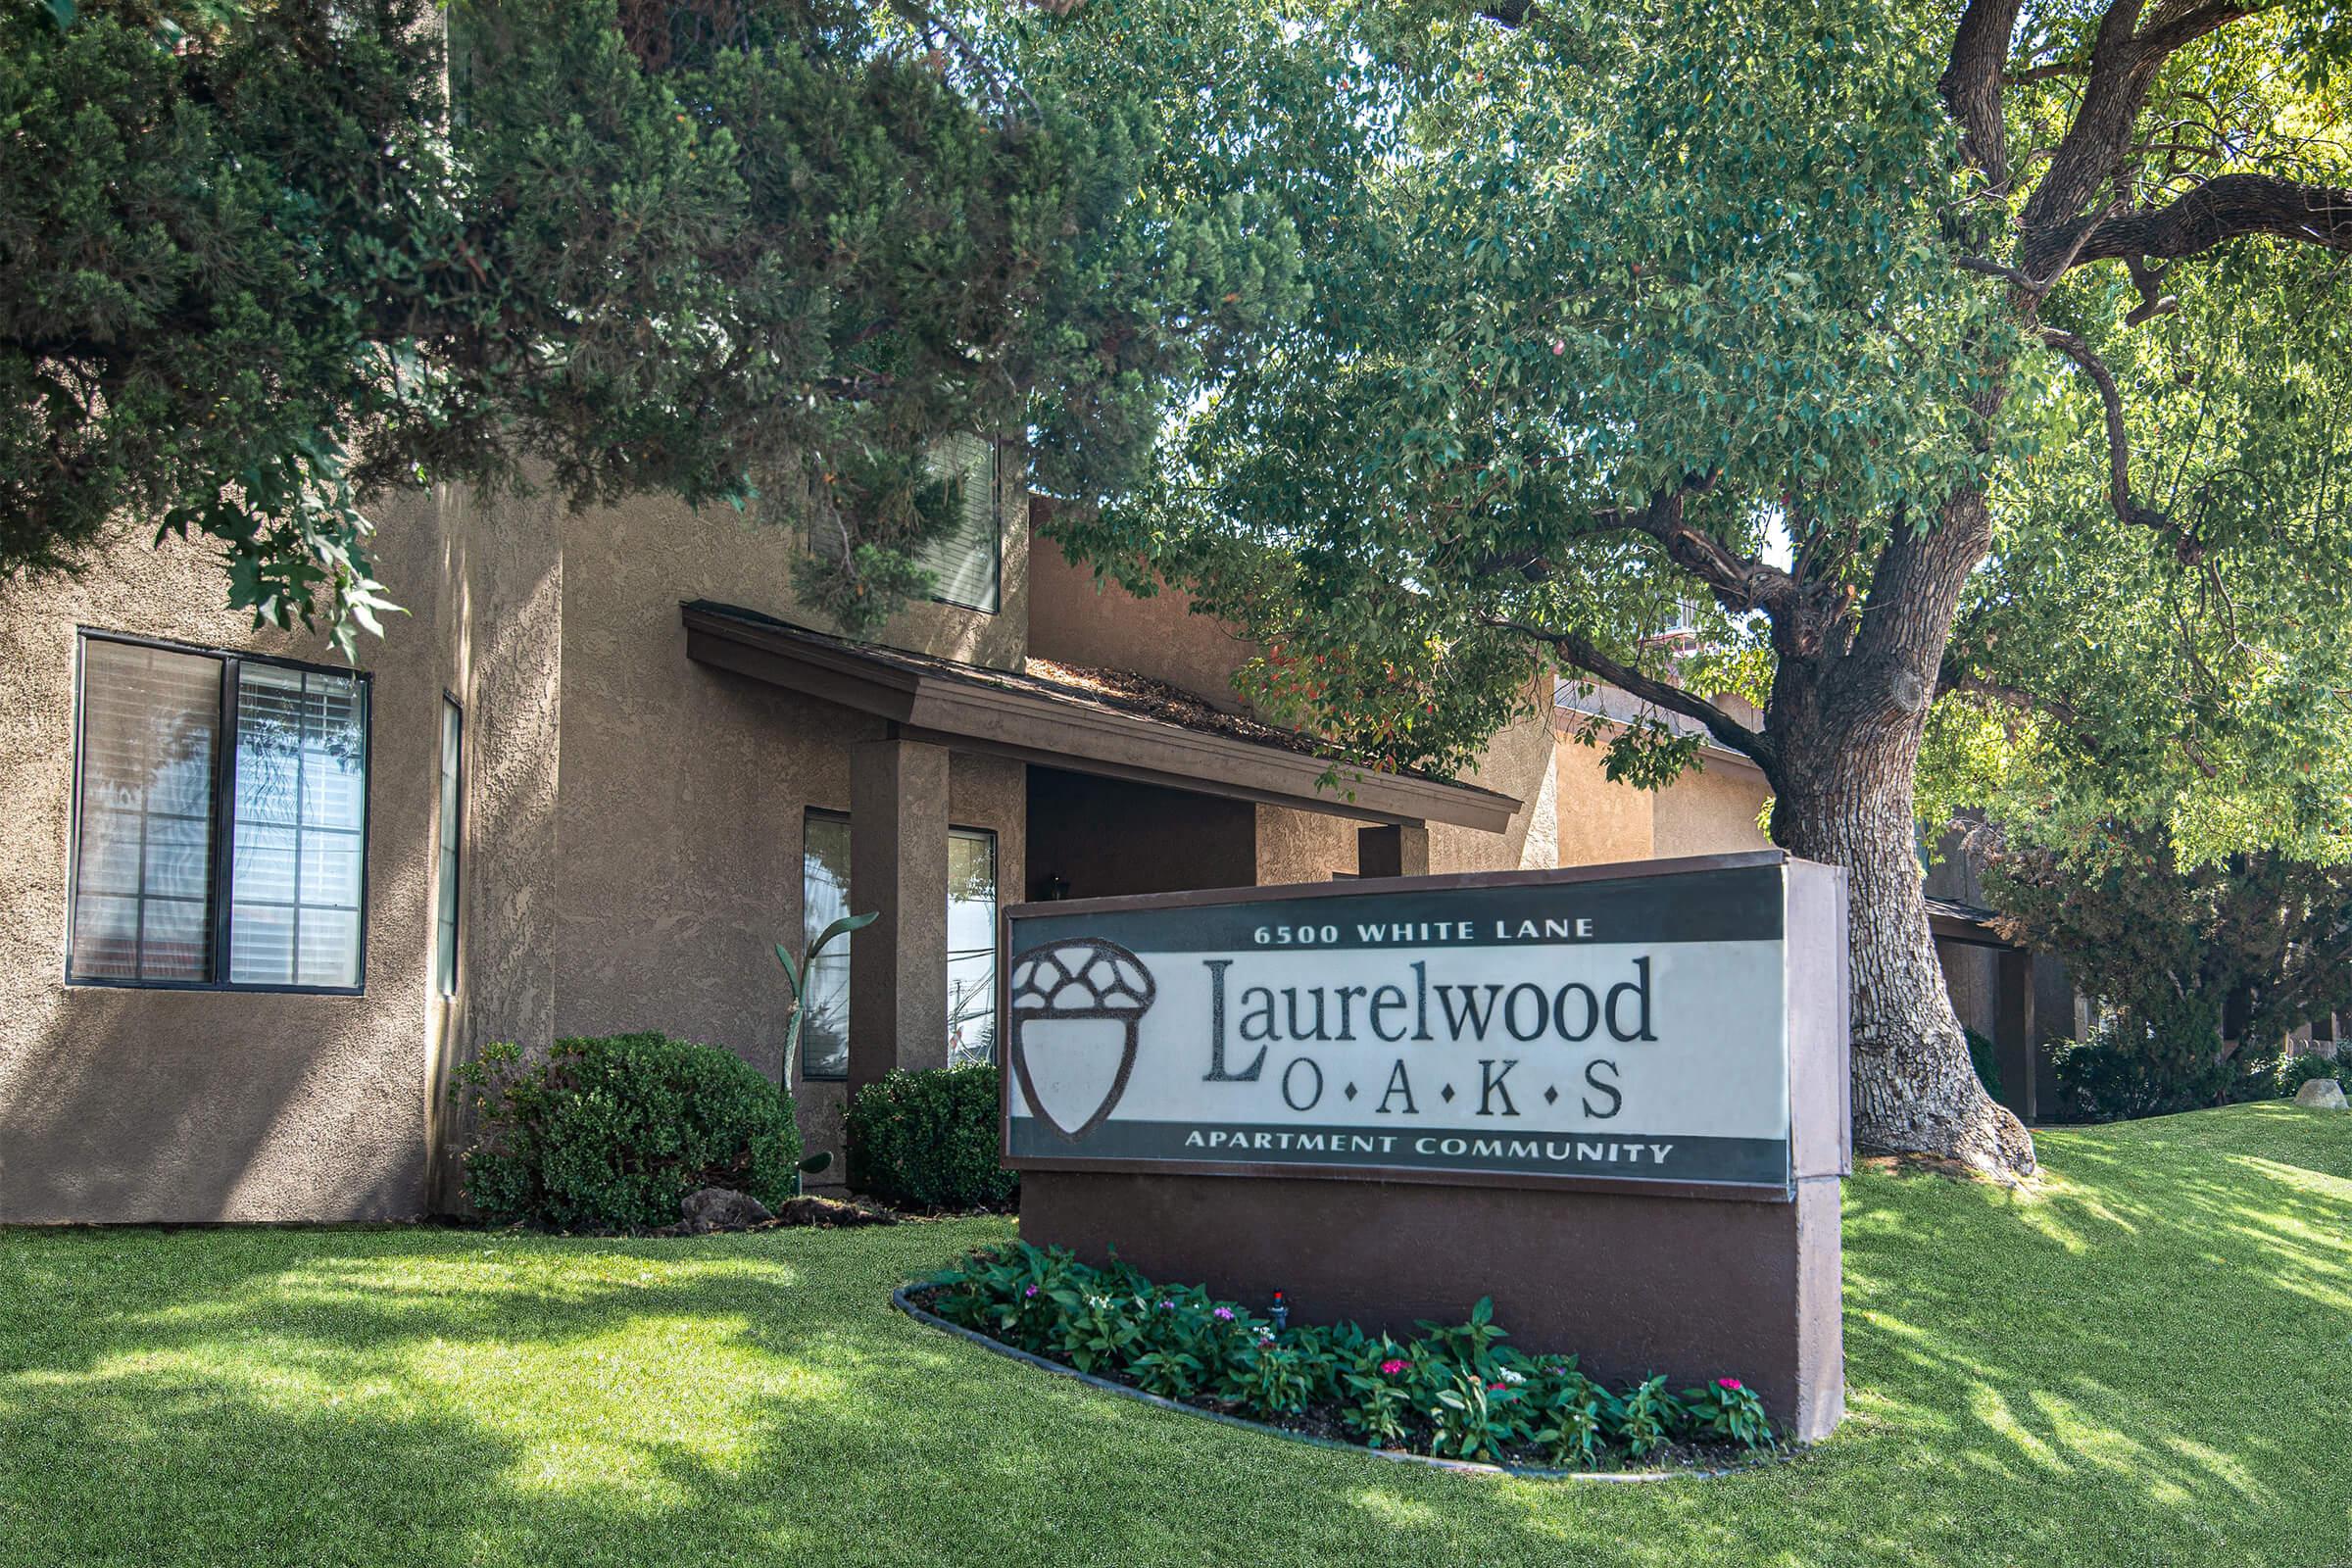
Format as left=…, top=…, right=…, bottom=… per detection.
left=1, top=1103, right=2346, bottom=1568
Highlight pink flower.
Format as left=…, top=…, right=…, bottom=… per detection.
left=1717, top=1377, right=1742, bottom=1391
left=1379, top=1357, right=1407, bottom=1376
left=1023, top=1285, right=1039, bottom=1298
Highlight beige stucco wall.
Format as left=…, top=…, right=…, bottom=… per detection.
left=1552, top=720, right=1773, bottom=871
left=1651, top=755, right=1774, bottom=858
left=0, top=495, right=479, bottom=1224
left=1250, top=706, right=1563, bottom=885
left=1029, top=537, right=1252, bottom=710
left=538, top=493, right=1028, bottom=1177
left=0, top=459, right=1030, bottom=1221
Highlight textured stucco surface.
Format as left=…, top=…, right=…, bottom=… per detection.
left=0, top=499, right=466, bottom=1223
left=1553, top=718, right=1774, bottom=870
left=1028, top=538, right=1250, bottom=710
left=544, top=494, right=1027, bottom=1176
left=1651, top=754, right=1774, bottom=858
left=0, top=461, right=1034, bottom=1220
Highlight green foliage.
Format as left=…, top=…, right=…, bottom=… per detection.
left=1963, top=1026, right=2003, bottom=1102
left=3, top=0, right=1310, bottom=648
left=1927, top=12, right=2352, bottom=871
left=1613, top=1374, right=1689, bottom=1459
left=1982, top=823, right=2352, bottom=1120
left=921, top=1245, right=1775, bottom=1467
left=845, top=1063, right=1015, bottom=1211
left=774, top=908, right=875, bottom=1073
left=1684, top=1377, right=1774, bottom=1450
left=2272, top=1051, right=2345, bottom=1100
left=452, top=1033, right=801, bottom=1231
left=1059, top=0, right=2016, bottom=779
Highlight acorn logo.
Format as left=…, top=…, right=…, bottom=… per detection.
left=1007, top=939, right=1157, bottom=1141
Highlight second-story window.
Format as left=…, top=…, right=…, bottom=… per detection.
left=914, top=433, right=1002, bottom=614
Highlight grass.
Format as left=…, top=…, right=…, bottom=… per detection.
left=1, top=1102, right=2346, bottom=1568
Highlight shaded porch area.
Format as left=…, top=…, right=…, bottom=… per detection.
left=1929, top=896, right=2072, bottom=1124
left=680, top=601, right=1517, bottom=1101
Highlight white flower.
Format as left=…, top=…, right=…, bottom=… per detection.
left=1497, top=1368, right=1526, bottom=1385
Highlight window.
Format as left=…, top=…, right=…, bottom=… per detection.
left=796, top=814, right=1001, bottom=1077
left=914, top=433, right=1002, bottom=613
left=69, top=632, right=370, bottom=992
left=435, top=698, right=463, bottom=996
left=800, top=811, right=855, bottom=1081
left=947, top=827, right=998, bottom=1066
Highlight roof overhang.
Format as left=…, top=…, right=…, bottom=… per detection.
left=681, top=603, right=1519, bottom=833
left=1926, top=897, right=2022, bottom=951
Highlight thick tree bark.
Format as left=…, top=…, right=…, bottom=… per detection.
left=1770, top=697, right=2036, bottom=1174
left=1765, top=485, right=2038, bottom=1176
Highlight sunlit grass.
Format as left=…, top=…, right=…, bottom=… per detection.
left=1, top=1102, right=2346, bottom=1567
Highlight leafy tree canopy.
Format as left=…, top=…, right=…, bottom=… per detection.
left=1053, top=0, right=2028, bottom=778
left=0, top=0, right=1315, bottom=649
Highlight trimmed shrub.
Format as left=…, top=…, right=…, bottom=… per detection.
left=847, top=1063, right=1015, bottom=1211
left=454, top=1034, right=801, bottom=1232
left=2276, top=1051, right=2346, bottom=1099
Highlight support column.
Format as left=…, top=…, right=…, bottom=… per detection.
left=1994, top=947, right=2036, bottom=1125
left=848, top=737, right=951, bottom=1098
left=1356, top=823, right=1431, bottom=879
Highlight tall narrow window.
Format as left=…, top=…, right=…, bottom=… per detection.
left=435, top=698, right=463, bottom=996
left=914, top=433, right=1002, bottom=613
left=69, top=640, right=223, bottom=983
left=800, top=811, right=854, bottom=1081
left=68, top=632, right=370, bottom=992
left=946, top=827, right=998, bottom=1065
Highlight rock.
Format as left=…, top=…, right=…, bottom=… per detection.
left=772, top=1195, right=898, bottom=1228
left=679, top=1187, right=774, bottom=1234
left=2293, top=1078, right=2347, bottom=1109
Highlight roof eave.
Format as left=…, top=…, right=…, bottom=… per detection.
left=682, top=604, right=1520, bottom=833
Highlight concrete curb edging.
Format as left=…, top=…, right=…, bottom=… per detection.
left=890, top=1286, right=1787, bottom=1484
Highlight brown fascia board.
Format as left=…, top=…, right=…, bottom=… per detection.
left=682, top=603, right=1518, bottom=832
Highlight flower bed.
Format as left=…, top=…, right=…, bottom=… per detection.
left=909, top=1244, right=1777, bottom=1472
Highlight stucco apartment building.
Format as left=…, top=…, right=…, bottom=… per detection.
left=1, top=449, right=1797, bottom=1224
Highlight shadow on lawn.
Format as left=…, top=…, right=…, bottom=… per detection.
left=1, top=1109, right=2345, bottom=1568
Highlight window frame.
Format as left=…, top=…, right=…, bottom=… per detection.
left=435, top=693, right=464, bottom=998
left=917, top=435, right=1003, bottom=616
left=945, top=822, right=1000, bottom=1067
left=66, top=628, right=375, bottom=997
left=798, top=808, right=855, bottom=1082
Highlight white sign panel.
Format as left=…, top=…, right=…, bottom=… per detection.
left=1004, top=861, right=1799, bottom=1193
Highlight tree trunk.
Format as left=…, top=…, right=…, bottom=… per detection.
left=1767, top=485, right=2037, bottom=1177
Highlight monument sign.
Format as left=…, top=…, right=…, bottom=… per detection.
left=1003, top=851, right=1850, bottom=1441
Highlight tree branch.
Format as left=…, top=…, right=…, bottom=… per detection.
left=1494, top=619, right=1778, bottom=774
left=2067, top=172, right=2352, bottom=266
left=1940, top=0, right=2027, bottom=191
left=1624, top=483, right=1802, bottom=618
left=2040, top=327, right=2151, bottom=531
left=2130, top=0, right=2260, bottom=64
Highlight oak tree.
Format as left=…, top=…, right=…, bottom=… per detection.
left=1061, top=0, right=2352, bottom=1173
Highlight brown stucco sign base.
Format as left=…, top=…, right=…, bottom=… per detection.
left=1001, top=852, right=1852, bottom=1443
